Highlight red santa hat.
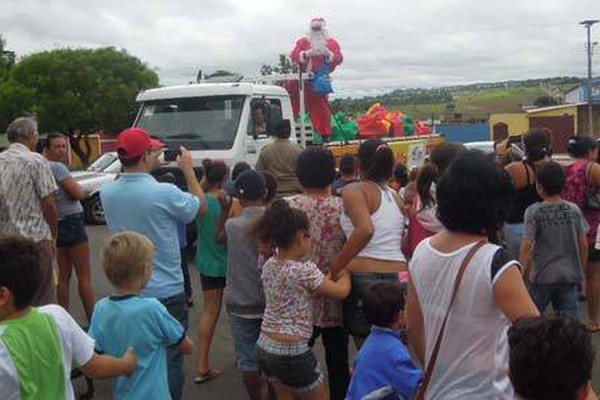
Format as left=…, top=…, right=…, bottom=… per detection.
left=310, top=17, right=326, bottom=30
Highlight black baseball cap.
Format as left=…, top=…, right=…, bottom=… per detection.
left=234, top=170, right=266, bottom=200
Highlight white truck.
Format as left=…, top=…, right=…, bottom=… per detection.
left=133, top=82, right=295, bottom=170
left=131, top=80, right=443, bottom=181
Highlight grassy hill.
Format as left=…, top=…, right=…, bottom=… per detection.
left=332, top=77, right=582, bottom=121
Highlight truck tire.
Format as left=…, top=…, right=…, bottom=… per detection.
left=84, top=194, right=106, bottom=225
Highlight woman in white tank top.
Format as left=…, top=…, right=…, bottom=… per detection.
left=406, top=150, right=539, bottom=399
left=332, top=139, right=408, bottom=346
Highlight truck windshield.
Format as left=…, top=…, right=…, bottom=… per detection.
left=135, top=95, right=245, bottom=150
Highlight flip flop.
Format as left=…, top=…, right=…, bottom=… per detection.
left=194, top=369, right=221, bottom=384
left=587, top=323, right=600, bottom=333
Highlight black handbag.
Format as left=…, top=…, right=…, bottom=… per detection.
left=584, top=163, right=600, bottom=211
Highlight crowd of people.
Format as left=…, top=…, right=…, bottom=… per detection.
left=0, top=115, right=599, bottom=400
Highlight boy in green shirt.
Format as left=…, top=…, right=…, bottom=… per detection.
left=0, top=236, right=137, bottom=399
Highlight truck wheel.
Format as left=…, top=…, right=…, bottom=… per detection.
left=84, top=194, right=106, bottom=225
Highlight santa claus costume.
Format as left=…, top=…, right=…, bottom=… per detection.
left=285, top=18, right=343, bottom=140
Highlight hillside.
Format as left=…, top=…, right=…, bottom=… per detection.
left=332, top=77, right=582, bottom=121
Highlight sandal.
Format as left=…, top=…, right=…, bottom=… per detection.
left=194, top=369, right=221, bottom=384
left=587, top=322, right=600, bottom=333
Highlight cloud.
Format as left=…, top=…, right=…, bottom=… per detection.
left=1, top=0, right=598, bottom=97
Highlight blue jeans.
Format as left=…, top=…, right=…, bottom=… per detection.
left=159, top=293, right=188, bottom=400
left=229, top=315, right=262, bottom=372
left=503, top=223, right=524, bottom=261
left=529, top=283, right=579, bottom=319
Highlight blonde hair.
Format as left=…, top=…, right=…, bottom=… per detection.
left=102, top=231, right=155, bottom=287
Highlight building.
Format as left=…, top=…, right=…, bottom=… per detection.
left=564, top=77, right=600, bottom=104
left=489, top=103, right=600, bottom=154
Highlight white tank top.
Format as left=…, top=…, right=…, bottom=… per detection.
left=340, top=185, right=406, bottom=262
left=409, top=239, right=518, bottom=399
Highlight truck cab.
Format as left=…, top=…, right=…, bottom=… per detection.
left=133, top=82, right=295, bottom=169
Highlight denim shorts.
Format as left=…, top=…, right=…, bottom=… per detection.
left=229, top=315, right=262, bottom=372
left=343, top=272, right=399, bottom=338
left=57, top=213, right=88, bottom=248
left=255, top=335, right=323, bottom=392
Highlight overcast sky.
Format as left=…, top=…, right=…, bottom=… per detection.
left=1, top=0, right=599, bottom=97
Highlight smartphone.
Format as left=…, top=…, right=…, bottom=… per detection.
left=163, top=149, right=181, bottom=162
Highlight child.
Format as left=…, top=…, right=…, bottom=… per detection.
left=508, top=316, right=597, bottom=400
left=332, top=153, right=358, bottom=196
left=390, top=162, right=408, bottom=193
left=223, top=169, right=269, bottom=400
left=89, top=231, right=193, bottom=399
left=519, top=161, right=589, bottom=319
left=347, top=282, right=422, bottom=400
left=0, top=235, right=137, bottom=399
left=250, top=200, right=351, bottom=399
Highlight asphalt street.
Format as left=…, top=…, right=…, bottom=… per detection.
left=67, top=225, right=600, bottom=399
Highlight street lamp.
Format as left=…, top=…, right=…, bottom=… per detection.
left=580, top=20, right=599, bottom=136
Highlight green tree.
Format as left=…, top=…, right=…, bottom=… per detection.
left=0, top=47, right=158, bottom=164
left=260, top=54, right=299, bottom=84
left=533, top=95, right=560, bottom=108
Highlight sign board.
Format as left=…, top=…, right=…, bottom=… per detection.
left=407, top=143, right=427, bottom=169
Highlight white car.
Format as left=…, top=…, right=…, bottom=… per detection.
left=72, top=152, right=121, bottom=225
left=464, top=140, right=525, bottom=158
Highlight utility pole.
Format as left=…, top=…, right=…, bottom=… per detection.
left=580, top=20, right=599, bottom=136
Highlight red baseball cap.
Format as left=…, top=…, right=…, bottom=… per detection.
left=116, top=128, right=165, bottom=158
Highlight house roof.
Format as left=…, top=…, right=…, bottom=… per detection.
left=525, top=103, right=586, bottom=114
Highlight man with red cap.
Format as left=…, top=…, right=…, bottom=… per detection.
left=286, top=17, right=343, bottom=141
left=100, top=127, right=207, bottom=400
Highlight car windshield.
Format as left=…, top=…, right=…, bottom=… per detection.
left=135, top=95, right=245, bottom=150
left=88, top=153, right=117, bottom=172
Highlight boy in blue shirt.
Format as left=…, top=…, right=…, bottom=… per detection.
left=89, top=231, right=194, bottom=400
left=347, top=282, right=422, bottom=400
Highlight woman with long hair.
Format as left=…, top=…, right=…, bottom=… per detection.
left=194, top=159, right=230, bottom=383
left=405, top=142, right=466, bottom=258
left=504, top=129, right=552, bottom=260
left=332, top=139, right=407, bottom=347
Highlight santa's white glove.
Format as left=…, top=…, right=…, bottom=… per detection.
left=324, top=47, right=334, bottom=63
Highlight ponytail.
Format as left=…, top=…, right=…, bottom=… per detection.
left=358, top=139, right=394, bottom=182
left=566, top=135, right=598, bottom=159
left=248, top=200, right=309, bottom=249
left=416, top=163, right=437, bottom=210
left=523, top=129, right=552, bottom=163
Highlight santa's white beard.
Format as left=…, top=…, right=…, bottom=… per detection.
left=309, top=32, right=328, bottom=53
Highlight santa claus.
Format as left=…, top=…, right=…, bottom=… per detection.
left=285, top=18, right=343, bottom=141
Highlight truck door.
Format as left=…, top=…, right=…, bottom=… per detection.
left=244, top=98, right=283, bottom=166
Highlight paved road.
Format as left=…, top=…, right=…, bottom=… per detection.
left=69, top=225, right=600, bottom=399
